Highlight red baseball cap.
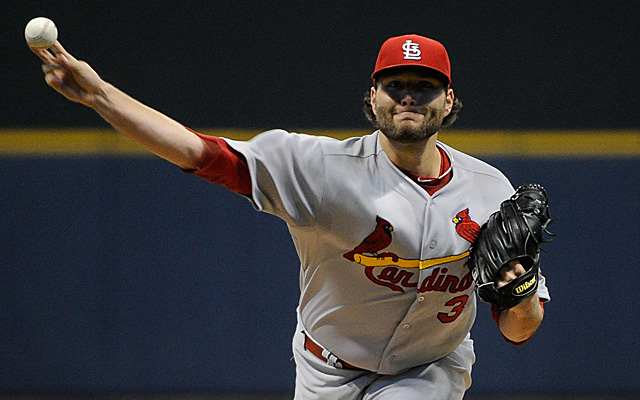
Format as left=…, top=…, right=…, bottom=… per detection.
left=372, top=34, right=451, bottom=86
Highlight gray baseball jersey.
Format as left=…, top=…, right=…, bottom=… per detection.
left=225, top=129, right=550, bottom=375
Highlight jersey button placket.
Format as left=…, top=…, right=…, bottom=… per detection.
left=418, top=200, right=433, bottom=302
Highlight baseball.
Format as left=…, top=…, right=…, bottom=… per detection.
left=25, top=17, right=58, bottom=49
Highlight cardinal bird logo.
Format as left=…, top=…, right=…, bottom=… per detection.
left=452, top=208, right=481, bottom=243
left=343, top=216, right=394, bottom=261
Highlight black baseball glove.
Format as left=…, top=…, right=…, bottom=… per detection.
left=468, top=184, right=555, bottom=311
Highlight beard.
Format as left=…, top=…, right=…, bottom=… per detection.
left=374, top=104, right=445, bottom=144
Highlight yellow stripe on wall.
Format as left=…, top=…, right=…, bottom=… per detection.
left=1, top=128, right=638, bottom=158
left=438, top=130, right=640, bottom=158
left=0, top=129, right=149, bottom=157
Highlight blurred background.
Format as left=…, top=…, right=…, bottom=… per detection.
left=2, top=1, right=639, bottom=399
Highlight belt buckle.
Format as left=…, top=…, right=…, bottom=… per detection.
left=323, top=350, right=344, bottom=368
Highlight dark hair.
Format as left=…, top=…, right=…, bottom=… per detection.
left=362, top=88, right=463, bottom=129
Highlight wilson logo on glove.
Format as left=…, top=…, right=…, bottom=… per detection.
left=514, top=275, right=537, bottom=295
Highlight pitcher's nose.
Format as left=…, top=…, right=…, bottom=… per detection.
left=400, top=95, right=416, bottom=107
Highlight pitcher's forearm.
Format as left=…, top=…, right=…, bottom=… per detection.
left=91, top=82, right=206, bottom=170
left=498, top=294, right=544, bottom=343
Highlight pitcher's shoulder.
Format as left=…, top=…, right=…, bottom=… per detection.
left=441, top=143, right=509, bottom=180
left=317, top=131, right=381, bottom=159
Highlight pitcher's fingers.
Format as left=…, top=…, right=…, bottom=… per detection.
left=50, top=41, right=76, bottom=62
left=50, top=41, right=80, bottom=71
left=30, top=46, right=56, bottom=64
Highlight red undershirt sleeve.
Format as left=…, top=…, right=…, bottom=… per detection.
left=182, top=128, right=252, bottom=196
left=491, top=302, right=545, bottom=346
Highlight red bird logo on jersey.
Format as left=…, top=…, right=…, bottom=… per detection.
left=343, top=216, right=394, bottom=261
left=452, top=208, right=481, bottom=243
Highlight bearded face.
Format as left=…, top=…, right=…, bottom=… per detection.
left=374, top=97, right=447, bottom=144
left=372, top=69, right=452, bottom=144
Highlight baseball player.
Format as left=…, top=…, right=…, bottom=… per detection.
left=31, top=34, right=551, bottom=399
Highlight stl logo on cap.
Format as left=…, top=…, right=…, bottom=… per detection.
left=372, top=34, right=451, bottom=86
left=402, top=40, right=421, bottom=60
